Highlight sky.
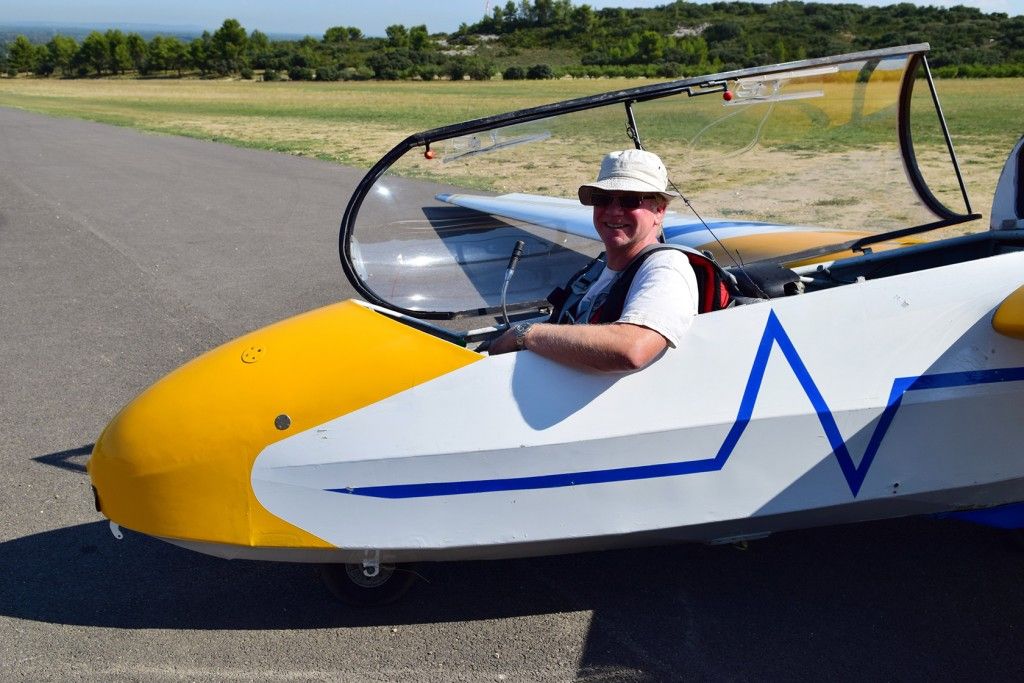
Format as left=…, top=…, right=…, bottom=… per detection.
left=0, top=0, right=1019, bottom=37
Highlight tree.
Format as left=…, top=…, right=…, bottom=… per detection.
left=703, top=21, right=742, bottom=44
left=46, top=35, right=78, bottom=77
left=105, top=30, right=131, bottom=74
left=243, top=30, right=268, bottom=68
left=31, top=43, right=51, bottom=74
left=445, top=58, right=467, bottom=80
left=324, top=26, right=362, bottom=43
left=465, top=56, right=495, bottom=80
left=165, top=37, right=188, bottom=76
left=526, top=63, right=553, bottom=79
left=386, top=24, right=409, bottom=49
left=637, top=31, right=665, bottom=63
left=189, top=35, right=211, bottom=75
left=249, top=29, right=270, bottom=52
left=416, top=64, right=440, bottom=80
left=78, top=32, right=109, bottom=75
left=211, top=18, right=248, bottom=74
left=248, top=29, right=270, bottom=67
left=534, top=0, right=554, bottom=25
left=8, top=35, right=39, bottom=73
left=112, top=42, right=132, bottom=74
left=368, top=49, right=413, bottom=79
left=146, top=36, right=168, bottom=74
left=503, top=65, right=526, bottom=79
left=409, top=25, right=430, bottom=52
left=670, top=36, right=708, bottom=66
left=772, top=37, right=787, bottom=63
left=490, top=5, right=505, bottom=31
left=8, top=2, right=1024, bottom=82
left=570, top=5, right=597, bottom=37
left=324, top=26, right=346, bottom=43
left=126, top=33, right=147, bottom=73
left=315, top=66, right=338, bottom=81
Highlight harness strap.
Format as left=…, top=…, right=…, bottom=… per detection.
left=548, top=244, right=734, bottom=324
left=547, top=254, right=606, bottom=324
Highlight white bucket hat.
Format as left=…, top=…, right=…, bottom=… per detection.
left=578, top=149, right=678, bottom=205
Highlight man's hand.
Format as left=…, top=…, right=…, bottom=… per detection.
left=487, top=327, right=520, bottom=355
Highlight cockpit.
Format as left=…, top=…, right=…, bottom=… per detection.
left=339, top=44, right=988, bottom=344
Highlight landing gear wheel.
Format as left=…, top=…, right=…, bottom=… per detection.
left=320, top=562, right=419, bottom=607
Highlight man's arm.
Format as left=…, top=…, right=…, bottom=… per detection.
left=488, top=322, right=668, bottom=372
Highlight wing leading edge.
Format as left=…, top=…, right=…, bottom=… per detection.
left=436, top=192, right=896, bottom=265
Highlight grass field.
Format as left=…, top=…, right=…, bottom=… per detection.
left=1, top=76, right=1021, bottom=234
left=0, top=78, right=626, bottom=166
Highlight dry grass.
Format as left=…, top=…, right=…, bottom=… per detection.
left=0, top=76, right=1019, bottom=236
left=0, top=78, right=621, bottom=164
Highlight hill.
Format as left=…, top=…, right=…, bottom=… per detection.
left=3, top=2, right=1023, bottom=80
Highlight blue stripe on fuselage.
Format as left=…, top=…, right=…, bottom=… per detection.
left=326, top=310, right=1024, bottom=499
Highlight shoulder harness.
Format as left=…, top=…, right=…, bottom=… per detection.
left=548, top=244, right=737, bottom=324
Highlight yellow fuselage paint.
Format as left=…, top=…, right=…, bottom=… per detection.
left=88, top=300, right=481, bottom=548
left=993, top=285, right=1024, bottom=340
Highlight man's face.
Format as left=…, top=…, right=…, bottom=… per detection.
left=592, top=192, right=667, bottom=254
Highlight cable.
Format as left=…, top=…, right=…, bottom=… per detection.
left=668, top=178, right=771, bottom=301
left=500, top=240, right=526, bottom=328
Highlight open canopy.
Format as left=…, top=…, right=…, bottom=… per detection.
left=339, top=44, right=976, bottom=322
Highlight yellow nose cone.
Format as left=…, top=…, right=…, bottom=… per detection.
left=87, top=300, right=480, bottom=548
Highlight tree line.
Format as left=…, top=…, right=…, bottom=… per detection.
left=0, top=18, right=521, bottom=81
left=462, top=0, right=1024, bottom=75
left=3, top=2, right=1024, bottom=81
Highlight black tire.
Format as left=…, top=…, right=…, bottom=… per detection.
left=319, top=562, right=419, bottom=607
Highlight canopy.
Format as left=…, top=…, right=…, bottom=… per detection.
left=340, top=44, right=976, bottom=322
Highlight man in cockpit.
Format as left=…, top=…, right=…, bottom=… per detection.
left=488, top=149, right=699, bottom=372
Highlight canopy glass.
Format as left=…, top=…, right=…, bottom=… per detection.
left=341, top=45, right=974, bottom=322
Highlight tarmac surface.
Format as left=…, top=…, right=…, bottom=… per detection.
left=2, top=106, right=1024, bottom=681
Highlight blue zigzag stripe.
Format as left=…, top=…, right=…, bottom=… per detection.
left=326, top=310, right=1024, bottom=500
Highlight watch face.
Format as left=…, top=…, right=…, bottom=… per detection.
left=515, top=323, right=529, bottom=349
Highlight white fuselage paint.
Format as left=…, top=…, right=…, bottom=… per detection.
left=251, top=251, right=1024, bottom=561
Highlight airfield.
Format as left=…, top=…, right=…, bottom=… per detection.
left=3, top=106, right=1024, bottom=680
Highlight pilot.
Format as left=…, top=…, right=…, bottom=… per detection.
left=488, top=149, right=699, bottom=371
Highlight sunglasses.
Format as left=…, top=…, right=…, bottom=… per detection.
left=584, top=192, right=656, bottom=209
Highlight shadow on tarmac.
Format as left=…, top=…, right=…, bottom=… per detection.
left=1, top=513, right=1023, bottom=678
left=33, top=444, right=92, bottom=475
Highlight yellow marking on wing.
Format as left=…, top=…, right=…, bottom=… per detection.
left=993, top=285, right=1024, bottom=341
left=697, top=231, right=917, bottom=267
left=88, top=300, right=481, bottom=548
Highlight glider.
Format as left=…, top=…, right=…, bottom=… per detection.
left=88, top=44, right=1024, bottom=605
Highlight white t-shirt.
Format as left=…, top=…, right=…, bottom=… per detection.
left=574, top=250, right=698, bottom=347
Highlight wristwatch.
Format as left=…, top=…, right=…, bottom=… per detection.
left=513, top=322, right=534, bottom=351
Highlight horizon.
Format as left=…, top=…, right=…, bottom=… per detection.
left=0, top=1, right=1019, bottom=39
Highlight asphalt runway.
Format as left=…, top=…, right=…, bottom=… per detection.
left=2, top=106, right=1023, bottom=681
